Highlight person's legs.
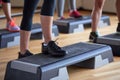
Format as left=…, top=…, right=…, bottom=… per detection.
left=2, top=0, right=20, bottom=32
left=20, top=0, right=39, bottom=56
left=19, top=0, right=67, bottom=58
left=40, top=16, right=53, bottom=44
left=56, top=0, right=65, bottom=19
left=116, top=0, right=120, bottom=32
left=41, top=0, right=67, bottom=57
left=69, top=0, right=82, bottom=18
left=2, top=0, right=11, bottom=22
left=40, top=0, right=56, bottom=44
left=91, top=0, right=105, bottom=32
left=89, top=0, right=105, bottom=41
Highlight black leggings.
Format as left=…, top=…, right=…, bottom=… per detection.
left=20, top=0, right=56, bottom=31
left=2, top=0, right=10, bottom=3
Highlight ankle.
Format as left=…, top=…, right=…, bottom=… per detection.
left=7, top=18, right=12, bottom=22
left=44, top=40, right=54, bottom=44
left=20, top=50, right=28, bottom=55
left=44, top=40, right=51, bottom=44
left=91, top=31, right=98, bottom=33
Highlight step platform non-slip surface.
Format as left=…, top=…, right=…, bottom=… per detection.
left=96, top=33, right=120, bottom=56
left=54, top=15, right=110, bottom=33
left=4, top=42, right=113, bottom=80
left=0, top=23, right=59, bottom=48
left=12, top=43, right=110, bottom=66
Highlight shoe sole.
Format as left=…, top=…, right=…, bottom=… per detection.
left=116, top=32, right=120, bottom=34
left=6, top=28, right=20, bottom=32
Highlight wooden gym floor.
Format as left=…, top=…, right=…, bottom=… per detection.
left=0, top=8, right=120, bottom=80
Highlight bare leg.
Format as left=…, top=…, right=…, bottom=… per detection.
left=89, top=0, right=105, bottom=41
left=91, top=0, right=105, bottom=32
left=2, top=2, right=20, bottom=32
left=2, top=2, right=12, bottom=22
left=20, top=30, right=31, bottom=54
left=20, top=0, right=39, bottom=54
left=40, top=15, right=53, bottom=44
left=40, top=15, right=67, bottom=57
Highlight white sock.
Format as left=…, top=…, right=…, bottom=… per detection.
left=43, top=43, right=48, bottom=46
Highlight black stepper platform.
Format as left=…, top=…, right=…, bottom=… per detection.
left=0, top=29, right=20, bottom=49
left=4, top=42, right=113, bottom=80
left=18, top=42, right=107, bottom=66
left=0, top=23, right=59, bottom=48
left=0, top=23, right=41, bottom=48
left=96, top=33, right=120, bottom=56
left=54, top=15, right=110, bottom=33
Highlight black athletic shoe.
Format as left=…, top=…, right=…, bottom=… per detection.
left=116, top=23, right=120, bottom=33
left=42, top=41, right=67, bottom=57
left=89, top=32, right=99, bottom=42
left=18, top=50, right=33, bottom=59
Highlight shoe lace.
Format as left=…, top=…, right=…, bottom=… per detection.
left=51, top=39, right=61, bottom=50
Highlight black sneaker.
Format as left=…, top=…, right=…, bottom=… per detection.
left=18, top=50, right=33, bottom=59
left=42, top=41, right=67, bottom=57
left=116, top=23, right=120, bottom=33
left=89, top=32, right=99, bottom=42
